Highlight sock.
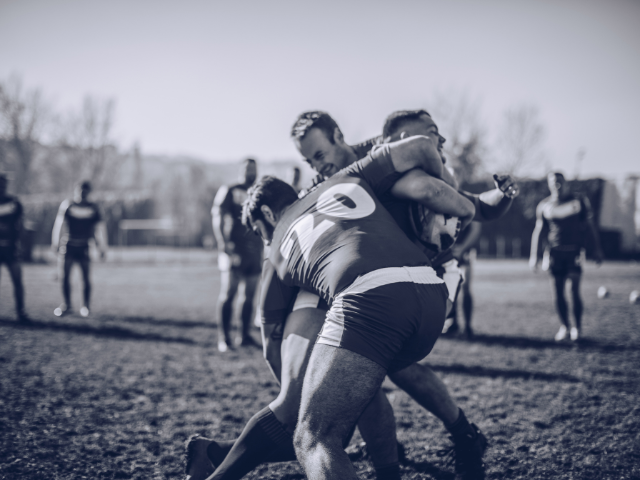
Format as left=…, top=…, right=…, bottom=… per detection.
left=375, top=462, right=400, bottom=480
left=208, top=407, right=293, bottom=479
left=446, top=408, right=475, bottom=444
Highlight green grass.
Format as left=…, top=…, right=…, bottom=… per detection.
left=1, top=252, right=639, bottom=479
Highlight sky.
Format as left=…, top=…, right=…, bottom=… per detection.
left=1, top=0, right=639, bottom=180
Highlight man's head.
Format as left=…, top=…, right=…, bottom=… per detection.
left=242, top=176, right=298, bottom=245
left=0, top=173, right=7, bottom=197
left=382, top=110, right=447, bottom=163
left=547, top=172, right=568, bottom=198
left=241, top=158, right=258, bottom=186
left=74, top=180, right=92, bottom=202
left=291, top=111, right=357, bottom=179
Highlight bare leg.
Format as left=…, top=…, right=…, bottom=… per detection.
left=294, top=344, right=387, bottom=480
left=551, top=275, right=569, bottom=328
left=239, top=274, right=259, bottom=342
left=356, top=389, right=398, bottom=468
left=216, top=270, right=240, bottom=346
left=568, top=272, right=583, bottom=330
left=62, top=256, right=74, bottom=308
left=7, top=260, right=26, bottom=316
left=388, top=362, right=459, bottom=425
left=79, top=257, right=91, bottom=309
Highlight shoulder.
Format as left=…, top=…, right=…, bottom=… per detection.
left=213, top=184, right=232, bottom=206
left=59, top=199, right=72, bottom=212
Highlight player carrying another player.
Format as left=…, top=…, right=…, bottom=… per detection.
left=51, top=180, right=107, bottom=317
left=211, top=158, right=263, bottom=352
left=0, top=173, right=30, bottom=323
left=529, top=172, right=603, bottom=342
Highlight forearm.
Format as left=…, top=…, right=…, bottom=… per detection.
left=474, top=189, right=513, bottom=221
left=261, top=323, right=283, bottom=384
left=51, top=219, right=63, bottom=248
left=387, top=136, right=443, bottom=178
left=529, top=228, right=542, bottom=261
left=95, top=223, right=108, bottom=251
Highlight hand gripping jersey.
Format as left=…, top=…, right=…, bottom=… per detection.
left=541, top=194, right=593, bottom=250
left=263, top=145, right=433, bottom=322
left=0, top=196, right=23, bottom=248
left=62, top=200, right=102, bottom=247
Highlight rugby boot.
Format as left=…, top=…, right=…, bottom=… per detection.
left=442, top=317, right=460, bottom=336
left=554, top=325, right=568, bottom=341
left=54, top=304, right=72, bottom=317
left=439, top=423, right=487, bottom=480
left=184, top=435, right=216, bottom=480
left=570, top=327, right=580, bottom=342
left=80, top=306, right=90, bottom=318
left=17, top=310, right=31, bottom=323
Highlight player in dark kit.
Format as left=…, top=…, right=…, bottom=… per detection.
left=246, top=138, right=450, bottom=480
left=51, top=181, right=107, bottom=318
left=529, top=172, right=603, bottom=342
left=211, top=158, right=263, bottom=352
left=0, top=173, right=29, bottom=322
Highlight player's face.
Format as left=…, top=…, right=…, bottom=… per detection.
left=243, top=161, right=257, bottom=185
left=547, top=174, right=565, bottom=196
left=387, top=115, right=447, bottom=163
left=294, top=128, right=353, bottom=179
left=250, top=217, right=274, bottom=246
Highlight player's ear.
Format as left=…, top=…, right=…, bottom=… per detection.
left=333, top=127, right=345, bottom=145
left=260, top=205, right=277, bottom=225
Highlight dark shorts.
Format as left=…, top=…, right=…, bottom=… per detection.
left=548, top=248, right=582, bottom=277
left=318, top=266, right=447, bottom=373
left=0, top=246, right=18, bottom=265
left=61, top=244, right=90, bottom=262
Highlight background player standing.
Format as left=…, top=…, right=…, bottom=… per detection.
left=529, top=172, right=603, bottom=342
left=211, top=158, right=263, bottom=352
left=0, top=173, right=29, bottom=322
left=51, top=180, right=107, bottom=318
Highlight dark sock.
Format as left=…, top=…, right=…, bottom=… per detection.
left=208, top=407, right=293, bottom=480
left=375, top=462, right=401, bottom=480
left=446, top=408, right=475, bottom=444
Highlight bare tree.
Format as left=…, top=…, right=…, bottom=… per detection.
left=54, top=95, right=118, bottom=190
left=429, top=89, right=488, bottom=185
left=0, top=75, right=48, bottom=193
left=493, top=104, right=546, bottom=176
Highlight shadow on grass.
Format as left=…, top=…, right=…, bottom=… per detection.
left=442, top=333, right=639, bottom=353
left=425, top=362, right=581, bottom=383
left=97, top=315, right=213, bottom=329
left=0, top=317, right=196, bottom=344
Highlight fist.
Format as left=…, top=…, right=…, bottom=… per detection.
left=493, top=174, right=519, bottom=199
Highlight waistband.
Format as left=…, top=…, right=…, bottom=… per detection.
left=338, top=266, right=443, bottom=298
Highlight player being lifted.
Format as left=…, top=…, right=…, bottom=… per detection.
left=184, top=111, right=516, bottom=480
left=51, top=180, right=107, bottom=317
left=0, top=173, right=30, bottom=323
left=529, top=172, right=603, bottom=342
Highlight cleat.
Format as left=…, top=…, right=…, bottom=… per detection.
left=439, top=423, right=487, bottom=480
left=80, top=306, right=90, bottom=317
left=570, top=327, right=580, bottom=342
left=464, top=327, right=474, bottom=339
left=54, top=304, right=72, bottom=317
left=17, top=311, right=31, bottom=323
left=442, top=318, right=460, bottom=335
left=554, top=325, right=568, bottom=342
left=218, top=341, right=234, bottom=353
left=184, top=434, right=216, bottom=480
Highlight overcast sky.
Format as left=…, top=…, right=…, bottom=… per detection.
left=1, top=0, right=638, bottom=180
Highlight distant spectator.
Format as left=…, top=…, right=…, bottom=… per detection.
left=211, top=158, right=263, bottom=352
left=0, top=173, right=30, bottom=322
left=529, top=172, right=603, bottom=342
left=51, top=180, right=108, bottom=318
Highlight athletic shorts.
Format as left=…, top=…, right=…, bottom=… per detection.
left=547, top=247, right=583, bottom=277
left=0, top=246, right=18, bottom=264
left=61, top=244, right=90, bottom=262
left=317, top=266, right=448, bottom=373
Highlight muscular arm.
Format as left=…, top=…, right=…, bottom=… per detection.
left=390, top=169, right=475, bottom=219
left=386, top=136, right=444, bottom=178
left=94, top=221, right=108, bottom=258
left=211, top=186, right=235, bottom=254
left=583, top=198, right=604, bottom=264
left=460, top=174, right=517, bottom=222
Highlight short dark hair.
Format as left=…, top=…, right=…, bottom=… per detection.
left=244, top=158, right=256, bottom=164
left=382, top=109, right=431, bottom=139
left=79, top=180, right=92, bottom=191
left=291, top=111, right=341, bottom=144
left=548, top=171, right=565, bottom=182
left=242, top=176, right=299, bottom=228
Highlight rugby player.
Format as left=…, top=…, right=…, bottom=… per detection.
left=529, top=172, right=603, bottom=342
left=0, top=173, right=30, bottom=322
left=249, top=136, right=455, bottom=480
left=184, top=113, right=488, bottom=480
left=51, top=180, right=107, bottom=317
left=211, top=158, right=263, bottom=351
left=441, top=221, right=482, bottom=338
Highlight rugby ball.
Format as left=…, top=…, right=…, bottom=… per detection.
left=597, top=286, right=609, bottom=299
left=409, top=203, right=461, bottom=258
left=630, top=290, right=639, bottom=305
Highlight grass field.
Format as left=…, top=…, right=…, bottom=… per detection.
left=1, top=250, right=639, bottom=479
